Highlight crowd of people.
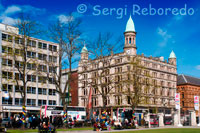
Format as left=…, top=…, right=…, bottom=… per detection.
left=4, top=115, right=65, bottom=130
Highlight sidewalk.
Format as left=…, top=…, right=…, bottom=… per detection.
left=57, top=126, right=200, bottom=133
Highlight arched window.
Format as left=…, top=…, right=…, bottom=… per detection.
left=129, top=38, right=131, bottom=44
left=182, top=101, right=184, bottom=107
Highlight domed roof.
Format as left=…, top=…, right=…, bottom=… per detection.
left=169, top=51, right=176, bottom=58
left=125, top=15, right=135, bottom=32
left=81, top=45, right=88, bottom=53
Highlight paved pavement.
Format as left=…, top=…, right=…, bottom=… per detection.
left=57, top=126, right=200, bottom=133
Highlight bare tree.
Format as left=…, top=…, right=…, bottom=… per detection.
left=121, top=55, right=157, bottom=116
left=1, top=13, right=42, bottom=125
left=47, top=14, right=81, bottom=111
left=86, top=32, right=122, bottom=110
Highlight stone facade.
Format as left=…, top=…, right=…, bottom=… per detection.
left=78, top=17, right=177, bottom=118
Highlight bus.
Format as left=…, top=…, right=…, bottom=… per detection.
left=66, top=106, right=86, bottom=122
left=40, top=105, right=64, bottom=118
left=40, top=105, right=86, bottom=121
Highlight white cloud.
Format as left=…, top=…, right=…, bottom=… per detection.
left=21, top=5, right=46, bottom=16
left=0, top=4, right=46, bottom=25
left=157, top=27, right=172, bottom=47
left=196, top=65, right=200, bottom=70
left=4, top=5, right=21, bottom=15
left=57, top=14, right=74, bottom=24
left=1, top=16, right=17, bottom=25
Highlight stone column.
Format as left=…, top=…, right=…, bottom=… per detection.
left=158, top=113, right=164, bottom=127
left=144, top=112, right=151, bottom=128
left=173, top=111, right=179, bottom=126
left=190, top=110, right=197, bottom=126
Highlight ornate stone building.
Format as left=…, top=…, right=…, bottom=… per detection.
left=78, top=16, right=177, bottom=119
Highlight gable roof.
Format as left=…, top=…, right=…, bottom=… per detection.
left=177, top=74, right=200, bottom=86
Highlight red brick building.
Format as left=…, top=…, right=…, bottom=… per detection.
left=62, top=69, right=78, bottom=106
left=177, top=74, right=200, bottom=116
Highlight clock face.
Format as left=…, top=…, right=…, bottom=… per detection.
left=126, top=50, right=131, bottom=54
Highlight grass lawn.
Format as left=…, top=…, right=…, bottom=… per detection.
left=7, top=128, right=200, bottom=133
left=112, top=128, right=200, bottom=133
left=7, top=127, right=93, bottom=133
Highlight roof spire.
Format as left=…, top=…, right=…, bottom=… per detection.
left=81, top=42, right=88, bottom=54
left=125, top=15, right=135, bottom=32
left=169, top=50, right=176, bottom=58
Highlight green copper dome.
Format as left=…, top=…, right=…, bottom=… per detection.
left=81, top=45, right=88, bottom=53
left=125, top=15, right=135, bottom=32
left=169, top=51, right=176, bottom=58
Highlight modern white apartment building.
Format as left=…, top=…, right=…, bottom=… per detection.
left=0, top=23, right=59, bottom=117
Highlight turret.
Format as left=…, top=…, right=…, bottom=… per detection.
left=169, top=51, right=176, bottom=65
left=81, top=45, right=88, bottom=61
left=124, top=15, right=137, bottom=56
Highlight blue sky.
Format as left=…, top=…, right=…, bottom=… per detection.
left=0, top=0, right=200, bottom=77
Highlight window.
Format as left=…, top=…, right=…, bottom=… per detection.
left=15, top=37, right=22, bottom=44
left=39, top=65, right=47, bottom=72
left=127, top=96, right=131, bottom=104
left=38, top=53, right=47, bottom=61
left=2, top=59, right=12, bottom=66
left=15, top=61, right=24, bottom=68
left=38, top=99, right=47, bottom=106
left=2, top=71, right=12, bottom=79
left=27, top=75, right=36, bottom=82
left=27, top=51, right=36, bottom=58
left=15, top=85, right=23, bottom=92
left=2, top=46, right=12, bottom=54
left=49, top=45, right=53, bottom=51
left=49, top=66, right=57, bottom=73
left=49, top=89, right=56, bottom=96
left=2, top=84, right=12, bottom=92
left=27, top=87, right=36, bottom=94
left=105, top=97, right=110, bottom=105
left=38, top=76, right=46, bottom=83
left=27, top=40, right=36, bottom=47
left=53, top=46, right=57, bottom=52
left=38, top=42, right=47, bottom=49
left=93, top=98, right=98, bottom=106
left=15, top=98, right=22, bottom=105
left=116, top=96, right=122, bottom=105
left=53, top=57, right=57, bottom=63
left=15, top=73, right=23, bottom=80
left=38, top=88, right=47, bottom=95
left=8, top=35, right=12, bottom=42
left=2, top=97, right=12, bottom=105
left=182, top=101, right=184, bottom=107
left=27, top=63, right=36, bottom=70
left=49, top=45, right=57, bottom=52
left=49, top=78, right=55, bottom=84
left=49, top=100, right=56, bottom=105
left=182, top=92, right=184, bottom=98
left=15, top=49, right=23, bottom=56
left=27, top=99, right=36, bottom=106
left=2, top=33, right=7, bottom=41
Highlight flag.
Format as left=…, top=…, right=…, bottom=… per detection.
left=88, top=87, right=93, bottom=110
left=87, top=87, right=93, bottom=119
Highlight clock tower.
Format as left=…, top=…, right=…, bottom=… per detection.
left=124, top=15, right=137, bottom=56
